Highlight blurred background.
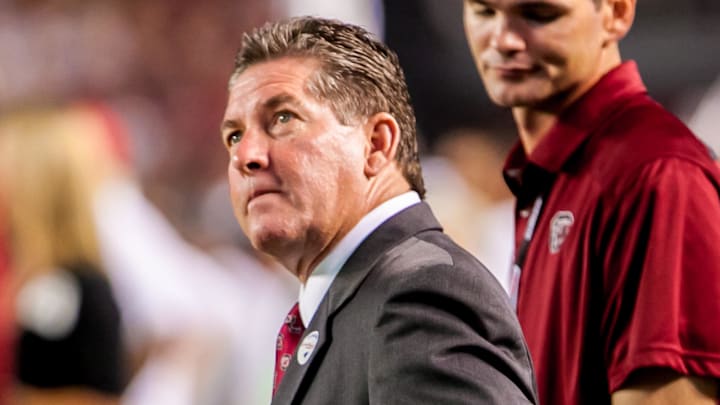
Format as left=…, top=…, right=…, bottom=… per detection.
left=0, top=0, right=718, bottom=404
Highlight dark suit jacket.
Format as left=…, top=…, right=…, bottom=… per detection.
left=272, top=202, right=537, bottom=404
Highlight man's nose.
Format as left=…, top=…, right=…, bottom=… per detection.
left=490, top=16, right=526, bottom=54
left=230, top=127, right=269, bottom=175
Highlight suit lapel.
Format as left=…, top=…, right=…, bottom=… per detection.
left=271, top=202, right=442, bottom=404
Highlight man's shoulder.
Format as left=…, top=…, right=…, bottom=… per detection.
left=352, top=202, right=510, bottom=302
left=579, top=96, right=716, bottom=187
left=600, top=96, right=700, bottom=157
left=370, top=230, right=507, bottom=298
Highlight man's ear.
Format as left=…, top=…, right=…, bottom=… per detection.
left=602, top=0, right=636, bottom=44
left=364, top=112, right=400, bottom=178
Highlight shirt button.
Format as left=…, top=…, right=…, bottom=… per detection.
left=519, top=210, right=530, bottom=218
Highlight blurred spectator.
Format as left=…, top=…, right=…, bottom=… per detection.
left=424, top=127, right=515, bottom=292
left=0, top=106, right=127, bottom=405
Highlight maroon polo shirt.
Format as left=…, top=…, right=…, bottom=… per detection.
left=504, top=61, right=720, bottom=405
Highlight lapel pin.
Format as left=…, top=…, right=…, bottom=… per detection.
left=297, top=331, right=319, bottom=365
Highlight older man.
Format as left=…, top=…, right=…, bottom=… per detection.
left=220, top=16, right=537, bottom=405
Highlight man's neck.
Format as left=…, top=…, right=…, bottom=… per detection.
left=286, top=175, right=413, bottom=285
left=512, top=108, right=558, bottom=155
left=511, top=79, right=600, bottom=155
left=513, top=50, right=624, bottom=155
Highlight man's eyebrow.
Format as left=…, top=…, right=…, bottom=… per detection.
left=220, top=119, right=238, bottom=134
left=264, top=93, right=300, bottom=110
left=220, top=93, right=302, bottom=133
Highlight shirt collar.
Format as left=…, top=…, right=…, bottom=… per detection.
left=504, top=61, right=647, bottom=200
left=298, top=191, right=421, bottom=327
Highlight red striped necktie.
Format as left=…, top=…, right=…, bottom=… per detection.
left=273, top=302, right=305, bottom=396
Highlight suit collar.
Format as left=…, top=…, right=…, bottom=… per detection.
left=324, top=202, right=441, bottom=312
left=271, top=202, right=442, bottom=404
left=299, top=192, right=421, bottom=327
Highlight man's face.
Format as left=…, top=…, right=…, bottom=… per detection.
left=221, top=57, right=369, bottom=266
left=463, top=0, right=609, bottom=109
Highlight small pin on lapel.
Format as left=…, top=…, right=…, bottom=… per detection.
left=297, top=331, right=319, bottom=365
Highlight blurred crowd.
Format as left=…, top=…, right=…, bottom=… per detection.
left=0, top=1, right=717, bottom=404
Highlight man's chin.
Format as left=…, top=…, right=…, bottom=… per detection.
left=490, top=94, right=544, bottom=109
left=248, top=228, right=296, bottom=257
left=485, top=82, right=550, bottom=108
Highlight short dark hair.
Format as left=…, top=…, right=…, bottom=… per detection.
left=230, top=16, right=425, bottom=198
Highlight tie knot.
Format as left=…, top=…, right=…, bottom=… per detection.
left=284, top=302, right=304, bottom=335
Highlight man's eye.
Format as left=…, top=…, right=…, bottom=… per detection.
left=227, top=131, right=242, bottom=146
left=522, top=7, right=562, bottom=23
left=471, top=4, right=496, bottom=17
left=276, top=111, right=294, bottom=124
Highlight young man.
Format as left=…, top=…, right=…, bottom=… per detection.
left=221, top=17, right=538, bottom=404
left=463, top=0, right=720, bottom=404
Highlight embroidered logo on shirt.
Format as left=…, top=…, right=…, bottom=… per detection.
left=549, top=211, right=574, bottom=254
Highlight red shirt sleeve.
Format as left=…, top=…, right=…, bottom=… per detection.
left=599, top=158, right=720, bottom=392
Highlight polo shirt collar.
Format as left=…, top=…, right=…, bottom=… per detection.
left=504, top=61, right=647, bottom=199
